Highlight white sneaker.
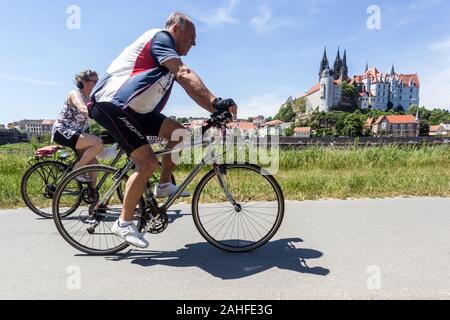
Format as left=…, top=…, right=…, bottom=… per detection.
left=111, top=220, right=149, bottom=249
left=155, top=183, right=191, bottom=198
left=76, top=174, right=92, bottom=184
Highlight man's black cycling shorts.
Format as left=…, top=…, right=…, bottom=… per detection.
left=90, top=102, right=167, bottom=155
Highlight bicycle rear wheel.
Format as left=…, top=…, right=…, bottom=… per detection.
left=21, top=161, right=80, bottom=219
left=192, top=163, right=284, bottom=252
left=52, top=165, right=145, bottom=255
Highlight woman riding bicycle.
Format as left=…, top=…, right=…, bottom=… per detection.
left=51, top=69, right=104, bottom=183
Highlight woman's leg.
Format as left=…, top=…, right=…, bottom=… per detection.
left=74, top=133, right=104, bottom=169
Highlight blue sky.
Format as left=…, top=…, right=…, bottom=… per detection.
left=1, top=0, right=450, bottom=125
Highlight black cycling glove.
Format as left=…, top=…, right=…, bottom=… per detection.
left=213, top=98, right=236, bottom=113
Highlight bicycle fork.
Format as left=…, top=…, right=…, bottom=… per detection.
left=213, top=164, right=242, bottom=212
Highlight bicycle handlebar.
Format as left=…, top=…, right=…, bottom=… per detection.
left=202, top=111, right=233, bottom=135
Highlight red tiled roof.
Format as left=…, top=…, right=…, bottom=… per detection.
left=375, top=115, right=417, bottom=125
left=265, top=120, right=284, bottom=127
left=429, top=125, right=441, bottom=132
left=294, top=127, right=311, bottom=133
left=229, top=122, right=257, bottom=131
left=399, top=74, right=420, bottom=87
left=42, top=120, right=55, bottom=125
left=301, top=83, right=320, bottom=98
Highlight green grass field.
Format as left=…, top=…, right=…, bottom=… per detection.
left=0, top=144, right=449, bottom=209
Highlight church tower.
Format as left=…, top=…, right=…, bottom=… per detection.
left=333, top=48, right=343, bottom=80
left=340, top=50, right=349, bottom=81
left=319, top=47, right=330, bottom=81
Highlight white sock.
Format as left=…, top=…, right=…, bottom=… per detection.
left=119, top=219, right=133, bottom=228
left=158, top=182, right=172, bottom=189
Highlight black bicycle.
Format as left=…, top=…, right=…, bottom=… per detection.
left=21, top=134, right=172, bottom=219
left=52, top=113, right=285, bottom=255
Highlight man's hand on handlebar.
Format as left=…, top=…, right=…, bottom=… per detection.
left=213, top=98, right=238, bottom=121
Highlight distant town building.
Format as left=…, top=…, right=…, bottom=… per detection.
left=429, top=123, right=450, bottom=136
left=351, top=66, right=420, bottom=111
left=229, top=121, right=258, bottom=136
left=8, top=119, right=55, bottom=137
left=294, top=127, right=312, bottom=138
left=369, top=115, right=419, bottom=137
left=299, top=47, right=420, bottom=113
left=259, top=120, right=292, bottom=137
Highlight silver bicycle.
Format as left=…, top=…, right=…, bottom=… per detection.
left=52, top=113, right=285, bottom=255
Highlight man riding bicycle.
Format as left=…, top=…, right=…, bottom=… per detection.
left=90, top=12, right=238, bottom=249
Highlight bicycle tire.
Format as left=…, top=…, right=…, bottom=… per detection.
left=53, top=164, right=145, bottom=255
left=21, top=161, right=81, bottom=219
left=192, top=163, right=285, bottom=252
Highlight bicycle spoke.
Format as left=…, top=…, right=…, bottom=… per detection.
left=194, top=164, right=284, bottom=252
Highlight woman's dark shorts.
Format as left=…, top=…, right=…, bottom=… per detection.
left=90, top=102, right=167, bottom=155
left=53, top=130, right=81, bottom=150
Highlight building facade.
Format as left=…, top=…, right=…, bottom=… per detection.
left=8, top=119, right=55, bottom=137
left=351, top=66, right=420, bottom=111
left=300, top=48, right=420, bottom=113
left=369, top=115, right=419, bottom=137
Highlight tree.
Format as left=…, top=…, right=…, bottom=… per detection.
left=275, top=105, right=296, bottom=123
left=419, top=119, right=430, bottom=136
left=428, top=108, right=450, bottom=125
left=284, top=127, right=294, bottom=137
left=394, top=104, right=404, bottom=114
left=341, top=81, right=356, bottom=100
left=293, top=97, right=307, bottom=114
left=341, top=113, right=364, bottom=137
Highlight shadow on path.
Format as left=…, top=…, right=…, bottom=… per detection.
left=106, top=238, right=330, bottom=280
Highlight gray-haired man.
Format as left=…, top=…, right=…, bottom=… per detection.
left=90, top=12, right=238, bottom=248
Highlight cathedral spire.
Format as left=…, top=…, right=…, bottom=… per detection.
left=319, top=47, right=329, bottom=81
left=391, top=64, right=395, bottom=75
left=341, top=50, right=349, bottom=81
left=333, top=47, right=343, bottom=80
left=365, top=62, right=369, bottom=73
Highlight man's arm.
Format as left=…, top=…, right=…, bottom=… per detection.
left=162, top=58, right=217, bottom=113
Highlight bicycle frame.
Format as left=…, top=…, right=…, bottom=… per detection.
left=153, top=135, right=238, bottom=212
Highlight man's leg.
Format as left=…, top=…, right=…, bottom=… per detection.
left=121, top=145, right=159, bottom=221
left=157, top=118, right=190, bottom=184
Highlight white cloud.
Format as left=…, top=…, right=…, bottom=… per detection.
left=429, top=37, right=450, bottom=54
left=407, top=0, right=442, bottom=11
left=197, top=0, right=239, bottom=28
left=251, top=5, right=293, bottom=34
left=0, top=74, right=63, bottom=86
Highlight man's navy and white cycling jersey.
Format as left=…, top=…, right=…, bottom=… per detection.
left=91, top=29, right=180, bottom=114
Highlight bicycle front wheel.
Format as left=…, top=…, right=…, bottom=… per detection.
left=192, top=164, right=285, bottom=252
left=52, top=165, right=144, bottom=255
